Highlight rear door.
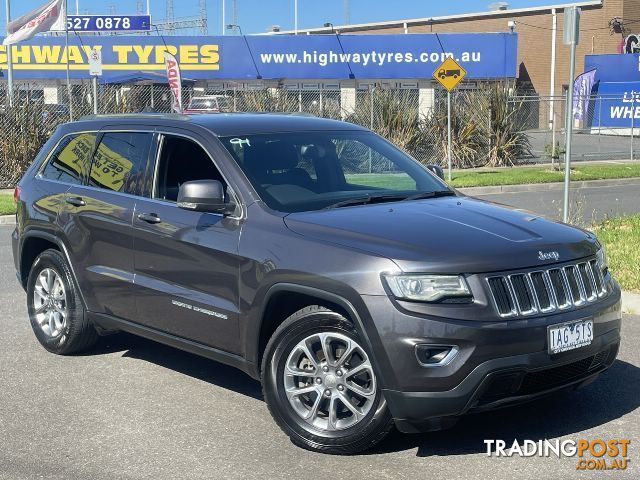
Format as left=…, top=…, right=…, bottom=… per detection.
left=58, top=127, right=155, bottom=320
left=132, top=129, right=243, bottom=353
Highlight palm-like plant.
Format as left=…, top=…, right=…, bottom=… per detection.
left=481, top=83, right=533, bottom=167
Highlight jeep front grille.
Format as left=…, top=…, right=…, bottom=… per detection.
left=487, top=259, right=607, bottom=318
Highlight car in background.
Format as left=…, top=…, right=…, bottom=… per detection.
left=184, top=95, right=230, bottom=113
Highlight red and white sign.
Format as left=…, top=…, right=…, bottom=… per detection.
left=164, top=52, right=183, bottom=114
left=3, top=0, right=65, bottom=46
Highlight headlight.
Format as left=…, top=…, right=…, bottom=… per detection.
left=596, top=246, right=608, bottom=273
left=383, top=274, right=471, bottom=302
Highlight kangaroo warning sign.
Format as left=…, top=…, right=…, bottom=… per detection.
left=433, top=57, right=466, bottom=91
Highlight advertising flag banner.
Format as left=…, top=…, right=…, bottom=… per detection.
left=3, top=0, right=64, bottom=46
left=164, top=51, right=183, bottom=113
left=573, top=69, right=597, bottom=120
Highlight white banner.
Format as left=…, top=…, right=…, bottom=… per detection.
left=3, top=0, right=65, bottom=46
left=164, top=51, right=183, bottom=113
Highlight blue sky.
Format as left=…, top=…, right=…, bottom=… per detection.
left=4, top=0, right=557, bottom=34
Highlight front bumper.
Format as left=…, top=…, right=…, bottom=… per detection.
left=360, top=283, right=622, bottom=433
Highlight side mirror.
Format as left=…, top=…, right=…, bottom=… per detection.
left=177, top=180, right=236, bottom=215
left=426, top=164, right=445, bottom=180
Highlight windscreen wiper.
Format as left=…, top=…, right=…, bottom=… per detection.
left=403, top=190, right=457, bottom=201
left=324, top=193, right=408, bottom=209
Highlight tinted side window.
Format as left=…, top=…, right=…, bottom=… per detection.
left=40, top=133, right=97, bottom=185
left=154, top=135, right=224, bottom=202
left=89, top=132, right=153, bottom=194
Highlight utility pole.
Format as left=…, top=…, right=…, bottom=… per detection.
left=4, top=0, right=13, bottom=107
left=563, top=6, right=580, bottom=223
left=549, top=8, right=558, bottom=168
left=294, top=0, right=297, bottom=34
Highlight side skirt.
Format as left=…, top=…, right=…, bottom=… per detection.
left=88, top=312, right=258, bottom=379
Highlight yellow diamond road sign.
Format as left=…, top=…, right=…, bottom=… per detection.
left=433, top=57, right=467, bottom=92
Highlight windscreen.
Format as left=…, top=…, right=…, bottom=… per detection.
left=220, top=130, right=449, bottom=213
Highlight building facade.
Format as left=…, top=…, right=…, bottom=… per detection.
left=284, top=0, right=638, bottom=98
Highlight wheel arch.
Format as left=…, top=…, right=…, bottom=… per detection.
left=252, top=283, right=389, bottom=388
left=19, top=231, right=87, bottom=309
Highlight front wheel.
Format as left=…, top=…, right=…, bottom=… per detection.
left=262, top=306, right=393, bottom=454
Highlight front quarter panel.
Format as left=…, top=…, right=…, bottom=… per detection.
left=238, top=203, right=399, bottom=383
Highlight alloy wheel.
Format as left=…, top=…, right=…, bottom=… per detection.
left=283, top=331, right=377, bottom=431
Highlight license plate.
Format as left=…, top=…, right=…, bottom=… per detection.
left=548, top=319, right=593, bottom=354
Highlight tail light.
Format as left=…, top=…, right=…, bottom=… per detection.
left=13, top=185, right=22, bottom=205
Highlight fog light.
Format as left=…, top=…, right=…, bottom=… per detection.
left=415, top=344, right=458, bottom=367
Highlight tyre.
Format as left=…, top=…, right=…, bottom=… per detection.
left=26, top=249, right=98, bottom=355
left=262, top=306, right=394, bottom=454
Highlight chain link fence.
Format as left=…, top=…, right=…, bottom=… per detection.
left=1, top=81, right=638, bottom=187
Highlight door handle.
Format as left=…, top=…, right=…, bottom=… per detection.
left=137, top=212, right=162, bottom=224
left=65, top=196, right=86, bottom=207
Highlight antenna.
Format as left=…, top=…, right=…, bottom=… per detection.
left=198, top=0, right=208, bottom=34
left=136, top=0, right=144, bottom=14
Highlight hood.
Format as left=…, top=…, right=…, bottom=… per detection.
left=283, top=196, right=598, bottom=274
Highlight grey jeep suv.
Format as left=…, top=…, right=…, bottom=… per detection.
left=12, top=113, right=621, bottom=454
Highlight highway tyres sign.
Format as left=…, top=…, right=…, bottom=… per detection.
left=65, top=15, right=151, bottom=32
left=433, top=57, right=467, bottom=91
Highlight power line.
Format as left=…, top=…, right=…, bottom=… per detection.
left=514, top=19, right=613, bottom=32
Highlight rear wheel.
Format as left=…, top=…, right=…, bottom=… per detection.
left=26, top=249, right=98, bottom=355
left=262, top=306, right=393, bottom=454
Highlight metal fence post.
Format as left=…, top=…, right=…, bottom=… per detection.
left=597, top=94, right=602, bottom=154
left=631, top=95, right=635, bottom=162
left=369, top=86, right=374, bottom=130
left=447, top=90, right=452, bottom=181
left=233, top=85, right=237, bottom=112
left=92, top=76, right=98, bottom=114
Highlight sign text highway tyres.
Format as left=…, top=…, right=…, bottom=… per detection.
left=0, top=33, right=517, bottom=81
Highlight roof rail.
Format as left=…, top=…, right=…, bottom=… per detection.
left=78, top=113, right=191, bottom=121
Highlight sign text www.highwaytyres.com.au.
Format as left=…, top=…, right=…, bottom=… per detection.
left=0, top=33, right=517, bottom=81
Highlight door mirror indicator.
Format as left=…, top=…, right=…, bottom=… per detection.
left=177, top=180, right=236, bottom=215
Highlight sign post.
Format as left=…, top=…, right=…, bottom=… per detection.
left=88, top=46, right=102, bottom=114
left=433, top=57, right=467, bottom=181
left=563, top=6, right=580, bottom=223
